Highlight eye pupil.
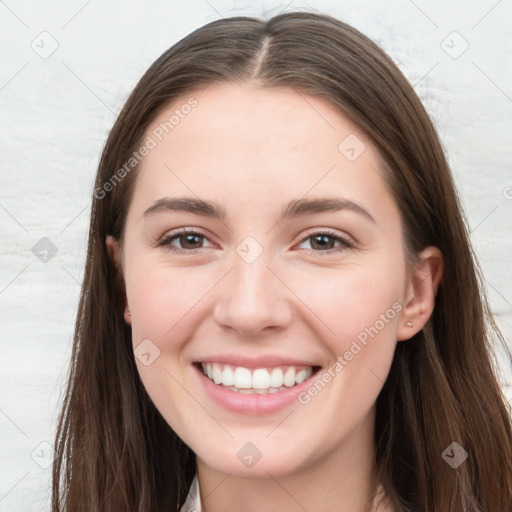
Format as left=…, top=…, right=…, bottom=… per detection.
left=181, top=234, right=202, bottom=249
left=311, top=234, right=335, bottom=250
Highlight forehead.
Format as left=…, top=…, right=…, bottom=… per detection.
left=145, top=81, right=367, bottom=166
left=130, top=82, right=398, bottom=225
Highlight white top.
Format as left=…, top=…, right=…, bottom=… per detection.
left=180, top=474, right=202, bottom=512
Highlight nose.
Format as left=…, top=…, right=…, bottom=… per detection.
left=213, top=249, right=292, bottom=337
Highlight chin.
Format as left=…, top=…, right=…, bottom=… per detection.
left=194, top=439, right=315, bottom=479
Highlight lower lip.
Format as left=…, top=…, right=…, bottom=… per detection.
left=194, top=364, right=319, bottom=415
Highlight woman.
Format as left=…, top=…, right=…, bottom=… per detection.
left=52, top=11, right=512, bottom=512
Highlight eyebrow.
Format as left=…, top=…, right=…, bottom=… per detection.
left=143, top=196, right=376, bottom=224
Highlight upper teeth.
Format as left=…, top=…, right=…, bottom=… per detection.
left=201, top=362, right=313, bottom=390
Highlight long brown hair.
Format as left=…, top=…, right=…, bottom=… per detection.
left=52, top=11, right=512, bottom=511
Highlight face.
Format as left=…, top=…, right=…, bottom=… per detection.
left=110, top=82, right=422, bottom=479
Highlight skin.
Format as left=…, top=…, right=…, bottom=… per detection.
left=107, top=82, right=443, bottom=512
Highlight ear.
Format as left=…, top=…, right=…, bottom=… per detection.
left=106, top=235, right=120, bottom=265
left=106, top=235, right=131, bottom=325
left=397, top=246, right=443, bottom=341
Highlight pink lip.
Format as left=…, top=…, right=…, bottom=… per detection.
left=195, top=354, right=319, bottom=369
left=193, top=364, right=320, bottom=415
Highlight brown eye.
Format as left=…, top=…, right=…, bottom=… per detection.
left=157, top=229, right=214, bottom=254
left=309, top=234, right=337, bottom=250
left=297, top=230, right=354, bottom=255
left=176, top=233, right=204, bottom=250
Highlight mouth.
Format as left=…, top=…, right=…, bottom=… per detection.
left=196, top=362, right=321, bottom=395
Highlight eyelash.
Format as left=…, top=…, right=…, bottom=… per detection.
left=156, top=228, right=355, bottom=256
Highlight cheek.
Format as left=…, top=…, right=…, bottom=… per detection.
left=286, top=261, right=402, bottom=410
left=125, top=263, right=211, bottom=430
left=126, top=261, right=215, bottom=344
left=286, top=259, right=403, bottom=348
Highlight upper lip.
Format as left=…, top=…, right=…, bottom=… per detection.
left=194, top=355, right=321, bottom=369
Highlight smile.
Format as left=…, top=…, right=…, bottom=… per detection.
left=200, top=362, right=316, bottom=394
left=194, top=359, right=322, bottom=414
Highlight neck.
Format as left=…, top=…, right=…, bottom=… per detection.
left=196, top=407, right=387, bottom=512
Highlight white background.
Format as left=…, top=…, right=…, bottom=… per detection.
left=1, top=0, right=511, bottom=510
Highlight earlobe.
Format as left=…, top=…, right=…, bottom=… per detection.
left=397, top=246, right=444, bottom=341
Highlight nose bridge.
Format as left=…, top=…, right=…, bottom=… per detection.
left=213, top=241, right=290, bottom=335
